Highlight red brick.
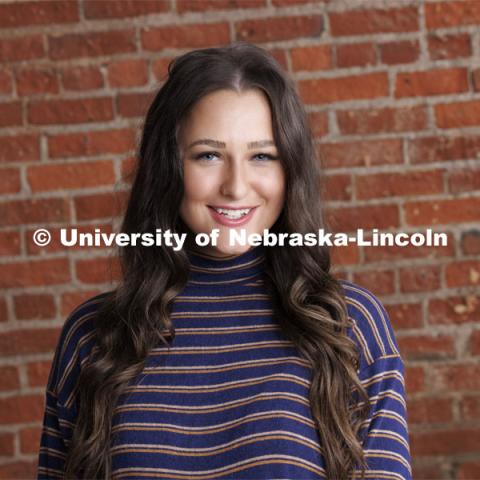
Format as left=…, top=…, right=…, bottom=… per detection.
left=363, top=235, right=454, bottom=263
left=272, top=0, right=320, bottom=4
left=408, top=397, right=453, bottom=424
left=152, top=57, right=173, bottom=82
left=0, top=68, right=13, bottom=94
left=0, top=231, right=21, bottom=256
left=330, top=244, right=359, bottom=267
left=307, top=111, right=328, bottom=138
left=432, top=363, right=480, bottom=391
left=117, top=92, right=155, bottom=118
left=107, top=59, right=148, bottom=88
left=0, top=394, right=45, bottom=423
left=290, top=45, right=332, bottom=72
left=0, top=1, right=78, bottom=27
left=236, top=15, right=322, bottom=43
left=0, top=198, right=69, bottom=227
left=0, top=35, right=45, bottom=62
left=0, top=167, right=21, bottom=194
left=461, top=230, right=480, bottom=255
left=49, top=29, right=136, bottom=60
left=336, top=42, right=376, bottom=68
left=121, top=156, right=137, bottom=184
left=429, top=295, right=480, bottom=326
left=411, top=427, right=480, bottom=455
left=14, top=293, right=55, bottom=320
left=337, top=105, right=428, bottom=135
left=272, top=48, right=298, bottom=74
left=405, top=365, right=425, bottom=393
left=353, top=270, right=395, bottom=295
left=460, top=396, right=480, bottom=421
left=19, top=426, right=42, bottom=454
left=379, top=39, right=420, bottom=65
left=458, top=461, right=480, bottom=480
left=399, top=265, right=441, bottom=292
left=473, top=68, right=480, bottom=92
left=449, top=167, right=480, bottom=193
left=48, top=128, right=135, bottom=159
left=356, top=170, right=443, bottom=200
left=330, top=7, right=418, bottom=36
left=445, top=260, right=480, bottom=288
left=386, top=303, right=423, bottom=330
left=0, top=432, right=14, bottom=456
left=0, top=328, right=59, bottom=356
left=178, top=0, right=264, bottom=13
left=0, top=297, right=7, bottom=322
left=76, top=256, right=122, bottom=284
left=27, top=160, right=115, bottom=192
left=85, top=0, right=169, bottom=18
left=0, top=101, right=22, bottom=127
left=323, top=173, right=352, bottom=202
left=26, top=360, right=52, bottom=387
left=74, top=191, right=129, bottom=221
left=62, top=65, right=103, bottom=91
left=425, top=1, right=480, bottom=29
left=405, top=198, right=480, bottom=226
left=142, top=23, right=229, bottom=50
left=61, top=289, right=103, bottom=316
left=435, top=100, right=480, bottom=128
left=299, top=72, right=388, bottom=103
left=409, top=134, right=480, bottom=164
left=15, top=67, right=59, bottom=96
left=0, top=462, right=37, bottom=480
left=326, top=204, right=399, bottom=232
left=428, top=32, right=471, bottom=60
left=471, top=330, right=480, bottom=356
left=28, top=97, right=113, bottom=125
left=0, top=258, right=70, bottom=288
left=0, top=134, right=40, bottom=163
left=0, top=366, right=20, bottom=391
left=398, top=334, right=456, bottom=360
left=395, top=67, right=468, bottom=98
left=320, top=138, right=403, bottom=168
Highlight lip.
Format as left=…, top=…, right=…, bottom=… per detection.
left=208, top=205, right=257, bottom=210
left=208, top=205, right=258, bottom=227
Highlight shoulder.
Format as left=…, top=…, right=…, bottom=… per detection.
left=338, top=280, right=401, bottom=370
left=49, top=291, right=112, bottom=405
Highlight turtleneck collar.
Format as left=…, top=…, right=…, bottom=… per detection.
left=186, top=245, right=266, bottom=286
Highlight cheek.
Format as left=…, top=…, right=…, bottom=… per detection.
left=182, top=170, right=216, bottom=203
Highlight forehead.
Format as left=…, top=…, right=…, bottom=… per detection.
left=179, top=89, right=274, bottom=141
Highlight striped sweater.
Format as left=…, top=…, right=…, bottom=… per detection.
left=38, top=245, right=412, bottom=480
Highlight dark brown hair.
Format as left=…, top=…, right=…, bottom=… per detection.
left=65, top=41, right=371, bottom=479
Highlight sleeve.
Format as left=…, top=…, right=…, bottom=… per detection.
left=356, top=353, right=412, bottom=480
left=37, top=333, right=75, bottom=479
left=37, top=294, right=104, bottom=479
left=341, top=280, right=412, bottom=480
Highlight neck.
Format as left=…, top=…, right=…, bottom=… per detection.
left=185, top=244, right=266, bottom=286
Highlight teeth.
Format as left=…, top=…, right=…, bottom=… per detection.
left=213, top=207, right=251, bottom=219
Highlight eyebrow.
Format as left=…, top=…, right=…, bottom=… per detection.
left=187, top=139, right=276, bottom=150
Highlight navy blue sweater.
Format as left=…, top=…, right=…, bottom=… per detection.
left=38, top=245, right=411, bottom=479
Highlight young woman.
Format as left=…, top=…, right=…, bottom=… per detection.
left=38, top=42, right=412, bottom=480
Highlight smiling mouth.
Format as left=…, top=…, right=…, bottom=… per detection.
left=208, top=206, right=256, bottom=219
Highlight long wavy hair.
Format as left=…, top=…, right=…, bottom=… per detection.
left=64, top=41, right=371, bottom=479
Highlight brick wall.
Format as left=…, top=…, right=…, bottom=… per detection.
left=0, top=0, right=479, bottom=479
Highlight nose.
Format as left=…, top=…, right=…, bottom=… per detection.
left=220, top=159, right=249, bottom=198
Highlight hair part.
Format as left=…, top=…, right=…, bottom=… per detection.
left=65, top=41, right=371, bottom=479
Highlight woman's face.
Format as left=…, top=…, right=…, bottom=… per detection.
left=178, top=88, right=286, bottom=258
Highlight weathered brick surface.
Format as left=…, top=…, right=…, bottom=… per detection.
left=0, top=1, right=478, bottom=477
